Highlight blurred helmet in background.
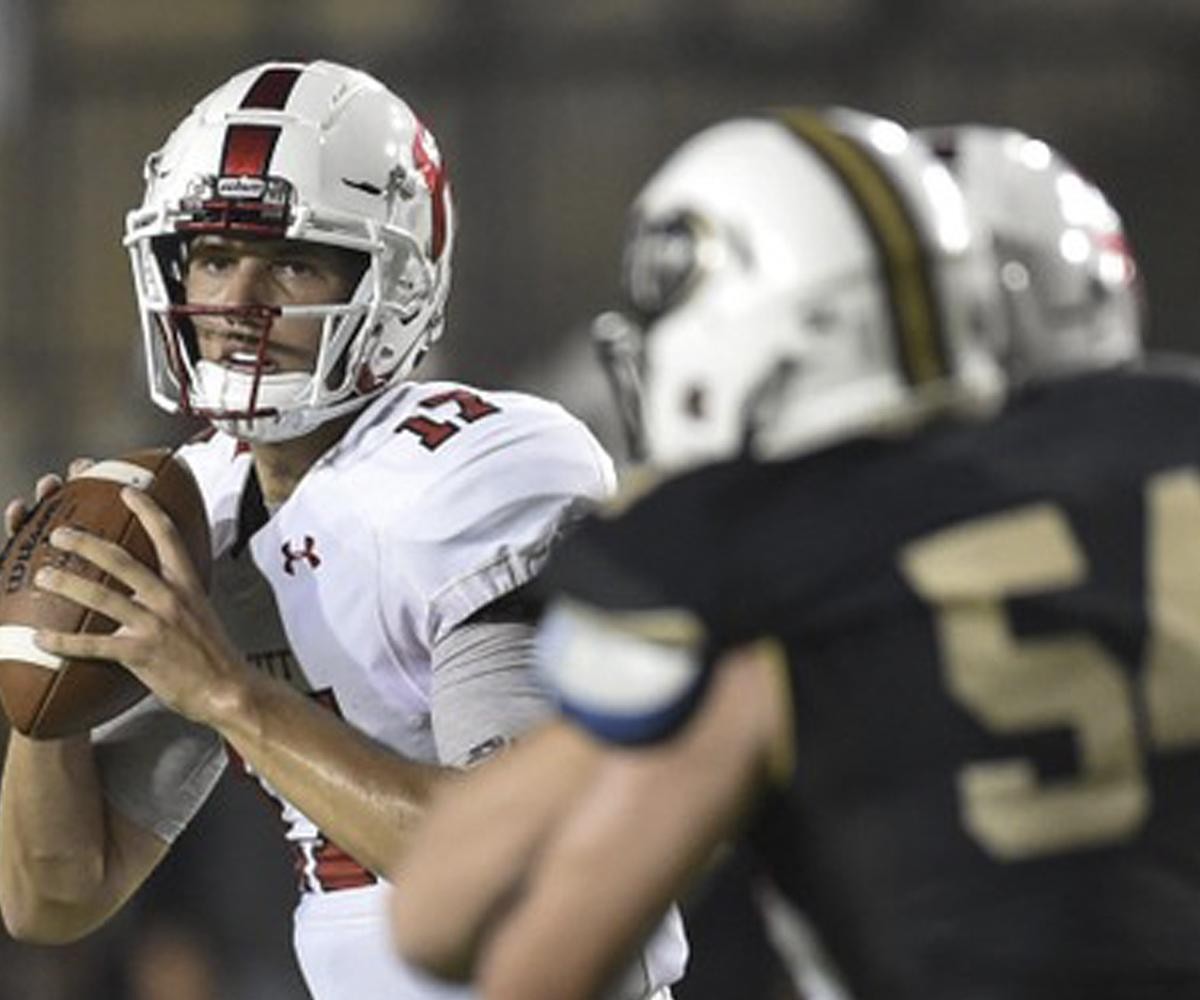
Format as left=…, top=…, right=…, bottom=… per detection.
left=603, top=107, right=1005, bottom=473
left=125, top=59, right=454, bottom=442
left=920, top=124, right=1142, bottom=384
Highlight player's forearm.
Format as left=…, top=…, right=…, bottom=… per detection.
left=215, top=670, right=450, bottom=875
left=0, top=733, right=108, bottom=940
left=393, top=721, right=599, bottom=981
left=478, top=766, right=695, bottom=1000
left=481, top=647, right=781, bottom=1000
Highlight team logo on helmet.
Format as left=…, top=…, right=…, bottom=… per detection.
left=622, top=211, right=712, bottom=322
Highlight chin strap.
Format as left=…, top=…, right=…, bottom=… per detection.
left=193, top=361, right=322, bottom=442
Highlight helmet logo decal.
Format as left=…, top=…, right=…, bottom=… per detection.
left=216, top=176, right=269, bottom=199
left=178, top=173, right=293, bottom=236
left=342, top=177, right=384, bottom=196
left=342, top=165, right=419, bottom=205
left=239, top=66, right=301, bottom=110
left=412, top=122, right=449, bottom=261
left=623, top=211, right=708, bottom=322
left=1096, top=229, right=1137, bottom=286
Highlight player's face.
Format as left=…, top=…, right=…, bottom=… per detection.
left=185, top=235, right=362, bottom=373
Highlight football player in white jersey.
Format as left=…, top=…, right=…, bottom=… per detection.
left=0, top=61, right=685, bottom=1000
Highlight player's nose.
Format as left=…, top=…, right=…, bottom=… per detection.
left=218, top=257, right=274, bottom=307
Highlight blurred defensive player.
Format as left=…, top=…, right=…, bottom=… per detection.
left=394, top=111, right=1200, bottom=1000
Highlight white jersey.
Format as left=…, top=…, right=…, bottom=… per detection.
left=95, top=381, right=688, bottom=999
left=180, top=380, right=614, bottom=892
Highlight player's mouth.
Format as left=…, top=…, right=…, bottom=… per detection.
left=202, top=330, right=308, bottom=373
left=221, top=347, right=280, bottom=374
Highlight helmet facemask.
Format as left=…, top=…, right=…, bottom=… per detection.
left=132, top=215, right=438, bottom=442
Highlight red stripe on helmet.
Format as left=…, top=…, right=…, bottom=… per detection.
left=240, top=67, right=302, bottom=110
left=412, top=122, right=449, bottom=261
left=220, top=124, right=281, bottom=177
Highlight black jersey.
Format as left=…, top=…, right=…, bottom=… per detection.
left=542, top=365, right=1200, bottom=1000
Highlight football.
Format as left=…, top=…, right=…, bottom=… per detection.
left=0, top=448, right=211, bottom=739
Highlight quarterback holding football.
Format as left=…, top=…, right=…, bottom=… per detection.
left=0, top=60, right=685, bottom=1000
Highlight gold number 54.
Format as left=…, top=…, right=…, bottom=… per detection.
left=900, top=467, right=1200, bottom=860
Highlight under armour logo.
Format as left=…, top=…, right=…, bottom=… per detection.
left=281, top=536, right=321, bottom=575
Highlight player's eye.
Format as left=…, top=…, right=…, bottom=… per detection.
left=274, top=256, right=313, bottom=274
left=190, top=250, right=236, bottom=274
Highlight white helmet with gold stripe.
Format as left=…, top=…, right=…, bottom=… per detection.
left=603, top=108, right=1006, bottom=472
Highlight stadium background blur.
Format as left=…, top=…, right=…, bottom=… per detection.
left=0, top=2, right=1196, bottom=997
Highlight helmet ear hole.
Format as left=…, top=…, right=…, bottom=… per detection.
left=333, top=249, right=371, bottom=301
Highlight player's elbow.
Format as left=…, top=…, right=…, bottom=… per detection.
left=0, top=851, right=108, bottom=943
left=2, top=904, right=87, bottom=944
left=0, top=888, right=93, bottom=944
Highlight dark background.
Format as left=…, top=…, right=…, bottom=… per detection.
left=0, top=1, right=1196, bottom=996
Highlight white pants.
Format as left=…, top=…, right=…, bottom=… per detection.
left=294, top=882, right=685, bottom=1000
left=295, top=883, right=475, bottom=1000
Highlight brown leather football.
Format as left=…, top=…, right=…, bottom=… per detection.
left=0, top=448, right=211, bottom=739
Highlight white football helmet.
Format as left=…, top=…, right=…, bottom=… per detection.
left=920, top=124, right=1142, bottom=383
left=600, top=108, right=1005, bottom=472
left=125, top=60, right=455, bottom=442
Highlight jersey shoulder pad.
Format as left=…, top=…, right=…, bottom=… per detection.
left=342, top=381, right=614, bottom=531
left=339, top=380, right=615, bottom=504
left=331, top=382, right=616, bottom=644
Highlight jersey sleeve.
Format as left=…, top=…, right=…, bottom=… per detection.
left=92, top=695, right=227, bottom=843
left=377, top=389, right=617, bottom=649
left=430, top=619, right=554, bottom=767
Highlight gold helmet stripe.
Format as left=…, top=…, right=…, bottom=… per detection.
left=773, top=110, right=949, bottom=387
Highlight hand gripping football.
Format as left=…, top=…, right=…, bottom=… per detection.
left=0, top=448, right=211, bottom=738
